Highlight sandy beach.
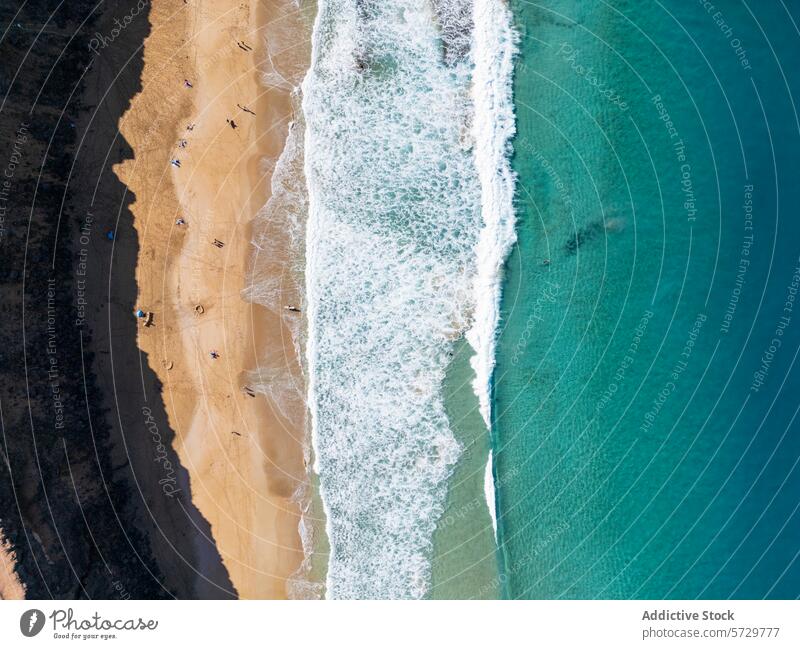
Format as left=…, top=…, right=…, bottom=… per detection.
left=115, top=0, right=311, bottom=598
left=0, top=529, right=24, bottom=599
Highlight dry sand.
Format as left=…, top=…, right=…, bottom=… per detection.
left=0, top=528, right=24, bottom=599
left=115, top=0, right=312, bottom=598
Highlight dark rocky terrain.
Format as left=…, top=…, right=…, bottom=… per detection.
left=0, top=0, right=233, bottom=599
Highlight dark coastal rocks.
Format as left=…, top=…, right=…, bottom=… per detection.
left=0, top=1, right=234, bottom=599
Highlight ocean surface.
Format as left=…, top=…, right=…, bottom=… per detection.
left=494, top=0, right=800, bottom=598
left=293, top=0, right=800, bottom=599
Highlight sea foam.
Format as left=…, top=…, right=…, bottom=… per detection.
left=302, top=0, right=516, bottom=598
left=467, top=0, right=518, bottom=535
left=467, top=0, right=518, bottom=429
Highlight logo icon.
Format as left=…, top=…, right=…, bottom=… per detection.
left=20, top=609, right=45, bottom=637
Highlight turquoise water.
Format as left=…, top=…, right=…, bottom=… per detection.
left=494, top=0, right=800, bottom=598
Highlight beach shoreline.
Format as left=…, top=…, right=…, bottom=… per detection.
left=115, top=0, right=311, bottom=598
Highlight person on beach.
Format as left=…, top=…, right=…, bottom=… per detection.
left=212, top=238, right=224, bottom=248
left=184, top=79, right=193, bottom=88
left=237, top=104, right=255, bottom=115
left=170, top=159, right=181, bottom=167
left=226, top=118, right=238, bottom=130
left=178, top=139, right=187, bottom=148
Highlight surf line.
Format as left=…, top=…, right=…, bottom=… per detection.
left=467, top=0, right=519, bottom=539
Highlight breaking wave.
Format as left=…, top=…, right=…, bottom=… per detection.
left=302, top=0, right=516, bottom=598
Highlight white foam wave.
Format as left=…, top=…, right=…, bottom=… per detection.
left=467, top=0, right=517, bottom=533
left=303, top=0, right=484, bottom=599
left=302, top=0, right=516, bottom=598
left=466, top=0, right=518, bottom=429
left=484, top=449, right=497, bottom=536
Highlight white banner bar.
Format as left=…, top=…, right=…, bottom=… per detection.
left=0, top=601, right=797, bottom=648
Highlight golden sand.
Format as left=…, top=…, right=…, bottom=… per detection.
left=115, top=0, right=312, bottom=598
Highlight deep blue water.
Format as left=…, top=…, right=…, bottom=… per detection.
left=494, top=0, right=800, bottom=598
